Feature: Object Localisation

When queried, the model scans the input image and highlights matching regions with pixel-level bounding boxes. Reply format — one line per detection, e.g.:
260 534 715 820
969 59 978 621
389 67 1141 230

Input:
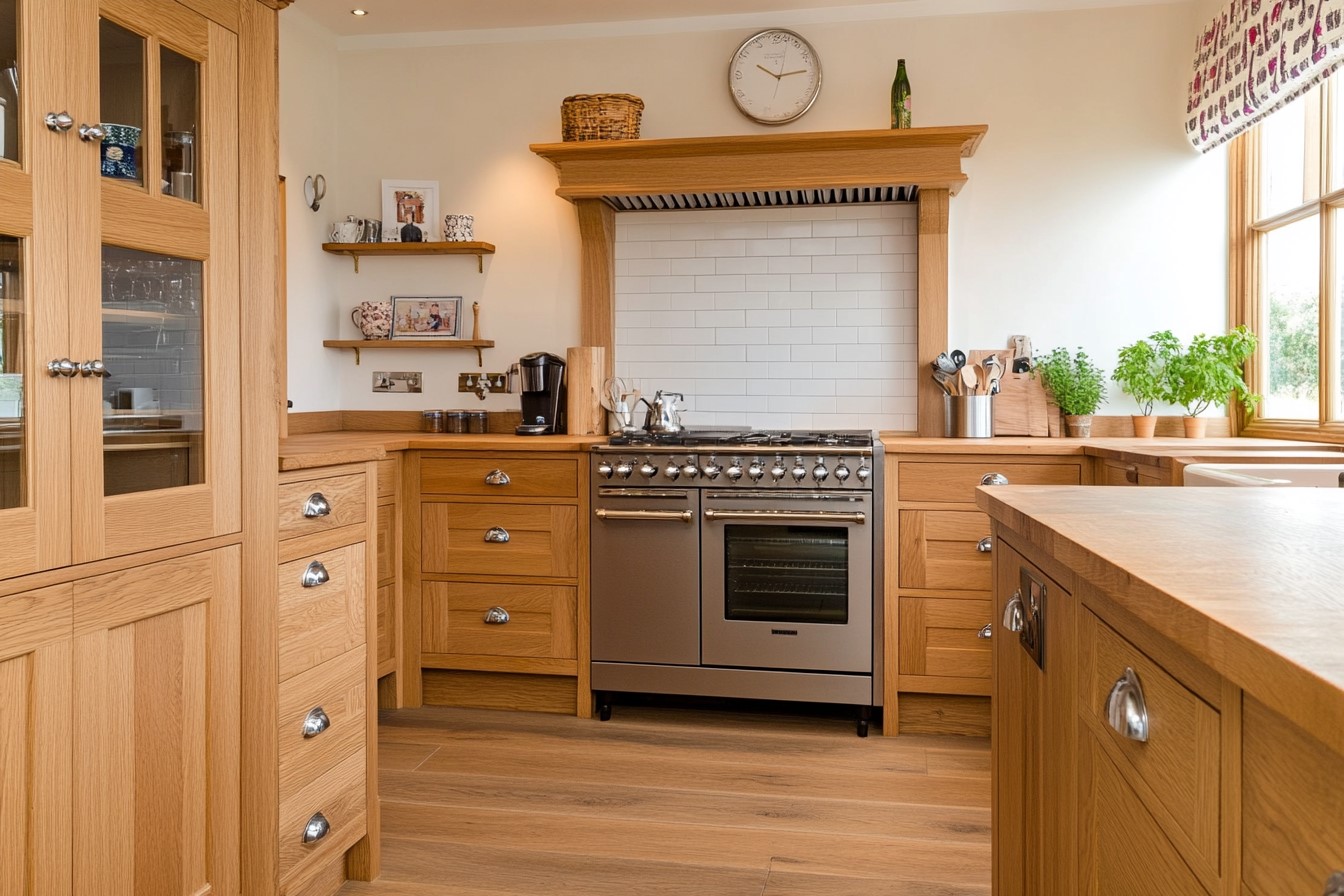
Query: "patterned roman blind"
1188 0 1344 150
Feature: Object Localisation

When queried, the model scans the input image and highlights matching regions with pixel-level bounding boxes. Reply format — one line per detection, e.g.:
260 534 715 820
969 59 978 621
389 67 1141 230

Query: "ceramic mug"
330 220 361 243
100 123 142 180
351 300 392 339
443 213 474 242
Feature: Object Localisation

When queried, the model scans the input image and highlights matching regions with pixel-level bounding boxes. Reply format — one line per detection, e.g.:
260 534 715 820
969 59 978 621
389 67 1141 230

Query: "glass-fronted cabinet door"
66 0 240 563
0 0 78 577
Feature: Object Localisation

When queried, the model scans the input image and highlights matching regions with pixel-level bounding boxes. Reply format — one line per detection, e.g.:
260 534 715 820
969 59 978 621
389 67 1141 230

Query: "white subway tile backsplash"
615 204 917 429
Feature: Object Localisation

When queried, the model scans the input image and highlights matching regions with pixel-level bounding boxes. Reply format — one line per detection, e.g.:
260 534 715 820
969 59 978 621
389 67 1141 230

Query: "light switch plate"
373 370 422 393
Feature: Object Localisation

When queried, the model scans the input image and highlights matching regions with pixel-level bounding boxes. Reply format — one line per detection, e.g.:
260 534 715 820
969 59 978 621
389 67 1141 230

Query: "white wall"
280 2 1226 420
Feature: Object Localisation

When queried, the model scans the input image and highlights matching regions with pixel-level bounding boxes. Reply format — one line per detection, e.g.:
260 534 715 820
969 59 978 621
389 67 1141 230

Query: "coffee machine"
515 352 567 435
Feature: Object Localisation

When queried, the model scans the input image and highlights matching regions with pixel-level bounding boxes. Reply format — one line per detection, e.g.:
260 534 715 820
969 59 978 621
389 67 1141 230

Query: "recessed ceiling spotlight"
351 8 367 15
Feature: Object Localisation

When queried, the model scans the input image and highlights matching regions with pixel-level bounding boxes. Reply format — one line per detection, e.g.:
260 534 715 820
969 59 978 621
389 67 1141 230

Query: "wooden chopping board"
967 349 1051 437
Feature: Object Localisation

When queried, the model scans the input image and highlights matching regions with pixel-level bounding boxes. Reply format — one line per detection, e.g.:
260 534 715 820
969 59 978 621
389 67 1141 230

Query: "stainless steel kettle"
643 390 684 434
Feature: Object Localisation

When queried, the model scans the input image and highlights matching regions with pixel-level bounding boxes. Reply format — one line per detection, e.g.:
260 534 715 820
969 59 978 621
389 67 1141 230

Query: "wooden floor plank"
341 704 991 896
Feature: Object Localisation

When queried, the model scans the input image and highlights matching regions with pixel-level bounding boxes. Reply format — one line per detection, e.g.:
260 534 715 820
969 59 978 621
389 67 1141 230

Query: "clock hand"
756 63 781 80
778 69 808 77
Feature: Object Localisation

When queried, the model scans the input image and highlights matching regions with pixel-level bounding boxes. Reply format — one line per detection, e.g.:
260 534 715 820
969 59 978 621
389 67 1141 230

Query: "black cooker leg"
597 691 612 721
856 706 871 738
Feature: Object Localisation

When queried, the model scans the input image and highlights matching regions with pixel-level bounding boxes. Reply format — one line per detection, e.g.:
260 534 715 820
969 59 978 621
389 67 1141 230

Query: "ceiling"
296 0 1182 39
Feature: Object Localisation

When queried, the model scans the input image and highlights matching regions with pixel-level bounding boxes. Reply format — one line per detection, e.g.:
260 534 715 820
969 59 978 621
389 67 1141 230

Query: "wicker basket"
561 93 644 142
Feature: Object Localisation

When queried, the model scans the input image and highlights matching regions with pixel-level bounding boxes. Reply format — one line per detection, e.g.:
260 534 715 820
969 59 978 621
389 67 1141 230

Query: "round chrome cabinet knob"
726 461 744 481
596 460 614 478
639 461 658 479
791 459 807 482
663 462 681 481
702 458 722 480
812 462 829 482
747 462 765 482
856 464 872 482
834 463 851 482
681 462 699 479
614 460 634 479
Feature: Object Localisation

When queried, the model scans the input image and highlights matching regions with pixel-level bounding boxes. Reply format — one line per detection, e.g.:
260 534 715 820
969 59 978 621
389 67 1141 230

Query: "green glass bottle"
891 59 911 129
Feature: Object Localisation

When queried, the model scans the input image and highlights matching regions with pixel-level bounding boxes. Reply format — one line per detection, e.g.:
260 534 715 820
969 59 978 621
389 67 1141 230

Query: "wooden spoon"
961 365 978 394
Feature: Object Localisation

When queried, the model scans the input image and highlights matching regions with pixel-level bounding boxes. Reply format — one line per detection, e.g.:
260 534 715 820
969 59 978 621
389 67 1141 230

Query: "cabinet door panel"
899 509 992 590
897 596 991 691
72 547 238 896
0 585 72 896
421 502 578 578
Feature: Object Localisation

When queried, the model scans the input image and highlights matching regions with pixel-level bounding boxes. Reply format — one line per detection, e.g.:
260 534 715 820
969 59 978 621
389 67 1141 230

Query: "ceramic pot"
1064 414 1093 438
1182 416 1208 438
1131 414 1157 438
351 300 392 339
443 213 474 242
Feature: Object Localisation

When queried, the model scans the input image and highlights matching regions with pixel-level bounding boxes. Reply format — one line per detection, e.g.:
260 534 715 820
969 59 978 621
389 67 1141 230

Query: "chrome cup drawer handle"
483 606 510 625
981 472 1009 486
977 536 993 553
301 561 330 588
484 469 511 486
302 492 332 518
1002 591 1025 633
302 812 330 844
1105 667 1150 743
301 706 331 739
484 526 510 544
977 624 993 639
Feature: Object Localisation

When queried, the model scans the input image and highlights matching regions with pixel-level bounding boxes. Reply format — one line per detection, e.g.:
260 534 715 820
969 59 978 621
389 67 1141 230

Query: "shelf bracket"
351 346 361 364
475 254 483 273
475 345 484 366
349 252 361 273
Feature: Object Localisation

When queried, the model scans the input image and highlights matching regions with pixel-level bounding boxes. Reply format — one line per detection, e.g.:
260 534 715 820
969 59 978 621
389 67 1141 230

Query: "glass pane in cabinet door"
0 236 24 508
0 0 18 163
99 19 145 187
160 47 198 202
101 246 203 496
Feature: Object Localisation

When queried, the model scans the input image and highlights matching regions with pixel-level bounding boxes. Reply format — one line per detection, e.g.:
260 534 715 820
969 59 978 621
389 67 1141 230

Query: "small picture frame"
391 296 462 338
381 178 439 243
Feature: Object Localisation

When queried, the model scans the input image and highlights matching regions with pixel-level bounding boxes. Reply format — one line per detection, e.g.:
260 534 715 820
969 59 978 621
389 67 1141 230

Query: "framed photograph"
391 296 462 338
381 178 439 243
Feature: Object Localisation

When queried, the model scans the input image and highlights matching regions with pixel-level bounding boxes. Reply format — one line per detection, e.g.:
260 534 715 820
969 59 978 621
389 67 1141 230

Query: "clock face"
728 29 822 125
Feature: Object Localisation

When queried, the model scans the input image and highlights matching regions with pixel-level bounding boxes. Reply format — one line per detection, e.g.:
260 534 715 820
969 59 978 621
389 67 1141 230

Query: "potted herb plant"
1113 330 1180 438
1164 325 1260 437
1032 346 1107 437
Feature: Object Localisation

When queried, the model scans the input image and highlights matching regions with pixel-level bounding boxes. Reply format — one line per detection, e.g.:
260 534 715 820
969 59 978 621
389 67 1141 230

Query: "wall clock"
728 28 822 125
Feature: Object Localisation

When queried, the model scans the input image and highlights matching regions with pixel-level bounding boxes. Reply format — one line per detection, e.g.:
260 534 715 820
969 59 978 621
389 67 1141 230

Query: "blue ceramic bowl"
100 123 141 180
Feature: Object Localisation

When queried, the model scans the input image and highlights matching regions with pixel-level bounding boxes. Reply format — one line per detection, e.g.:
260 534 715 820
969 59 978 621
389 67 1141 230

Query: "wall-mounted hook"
303 174 326 212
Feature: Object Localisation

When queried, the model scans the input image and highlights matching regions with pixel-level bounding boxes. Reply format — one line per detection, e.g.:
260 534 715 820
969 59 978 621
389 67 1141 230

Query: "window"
1233 80 1344 438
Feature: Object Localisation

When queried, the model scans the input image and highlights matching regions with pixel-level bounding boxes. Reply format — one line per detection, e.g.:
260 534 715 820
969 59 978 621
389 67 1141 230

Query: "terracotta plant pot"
1182 416 1208 438
1131 414 1157 438
1064 414 1093 438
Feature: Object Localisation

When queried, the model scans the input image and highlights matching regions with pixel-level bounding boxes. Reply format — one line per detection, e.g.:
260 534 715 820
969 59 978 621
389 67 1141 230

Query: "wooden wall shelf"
323 339 495 367
321 241 496 273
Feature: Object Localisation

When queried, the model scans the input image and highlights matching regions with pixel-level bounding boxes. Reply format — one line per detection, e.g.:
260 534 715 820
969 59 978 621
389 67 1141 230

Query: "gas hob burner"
605 428 873 449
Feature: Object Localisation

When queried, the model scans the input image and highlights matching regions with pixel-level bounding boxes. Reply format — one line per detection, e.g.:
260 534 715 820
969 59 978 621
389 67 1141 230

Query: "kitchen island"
978 485 1344 894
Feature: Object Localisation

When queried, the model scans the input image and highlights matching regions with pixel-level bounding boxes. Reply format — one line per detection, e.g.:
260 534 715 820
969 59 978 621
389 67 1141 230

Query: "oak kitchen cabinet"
0 1 280 895
405 448 591 715
886 449 1083 735
983 486 1344 896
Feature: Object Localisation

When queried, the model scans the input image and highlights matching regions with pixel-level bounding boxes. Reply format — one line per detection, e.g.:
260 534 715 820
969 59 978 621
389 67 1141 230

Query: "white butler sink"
1183 463 1344 487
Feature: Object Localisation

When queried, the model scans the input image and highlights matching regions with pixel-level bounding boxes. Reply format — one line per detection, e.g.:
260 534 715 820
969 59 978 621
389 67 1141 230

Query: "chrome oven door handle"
702 508 866 524
595 508 694 522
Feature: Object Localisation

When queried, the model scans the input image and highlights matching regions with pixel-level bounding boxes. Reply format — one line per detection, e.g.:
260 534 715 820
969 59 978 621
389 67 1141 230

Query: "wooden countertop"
278 431 605 471
977 485 1344 755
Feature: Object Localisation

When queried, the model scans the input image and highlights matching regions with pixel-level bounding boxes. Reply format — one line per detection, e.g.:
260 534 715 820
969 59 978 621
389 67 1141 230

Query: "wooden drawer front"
421 503 578 578
278 473 367 541
898 509 993 591
1078 737 1210 896
897 596 991 684
1082 611 1219 871
376 583 395 668
277 647 366 805
376 502 396 584
898 460 1081 504
1243 697 1344 894
277 748 367 883
1097 458 1165 487
420 456 578 499
277 543 366 682
422 581 577 660
375 458 398 498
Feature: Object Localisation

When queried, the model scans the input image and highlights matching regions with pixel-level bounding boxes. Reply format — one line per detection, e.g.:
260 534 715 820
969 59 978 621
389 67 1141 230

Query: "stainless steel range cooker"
589 428 883 735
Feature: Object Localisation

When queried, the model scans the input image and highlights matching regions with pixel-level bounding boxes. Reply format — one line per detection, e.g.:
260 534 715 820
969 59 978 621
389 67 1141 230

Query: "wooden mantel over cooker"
530 125 988 436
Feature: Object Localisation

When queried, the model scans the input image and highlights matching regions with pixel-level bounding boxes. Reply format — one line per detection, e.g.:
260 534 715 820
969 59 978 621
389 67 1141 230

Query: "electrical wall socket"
458 372 510 393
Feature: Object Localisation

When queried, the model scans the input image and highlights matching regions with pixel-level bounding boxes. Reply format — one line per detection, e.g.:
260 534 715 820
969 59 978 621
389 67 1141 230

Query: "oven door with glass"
700 490 873 674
